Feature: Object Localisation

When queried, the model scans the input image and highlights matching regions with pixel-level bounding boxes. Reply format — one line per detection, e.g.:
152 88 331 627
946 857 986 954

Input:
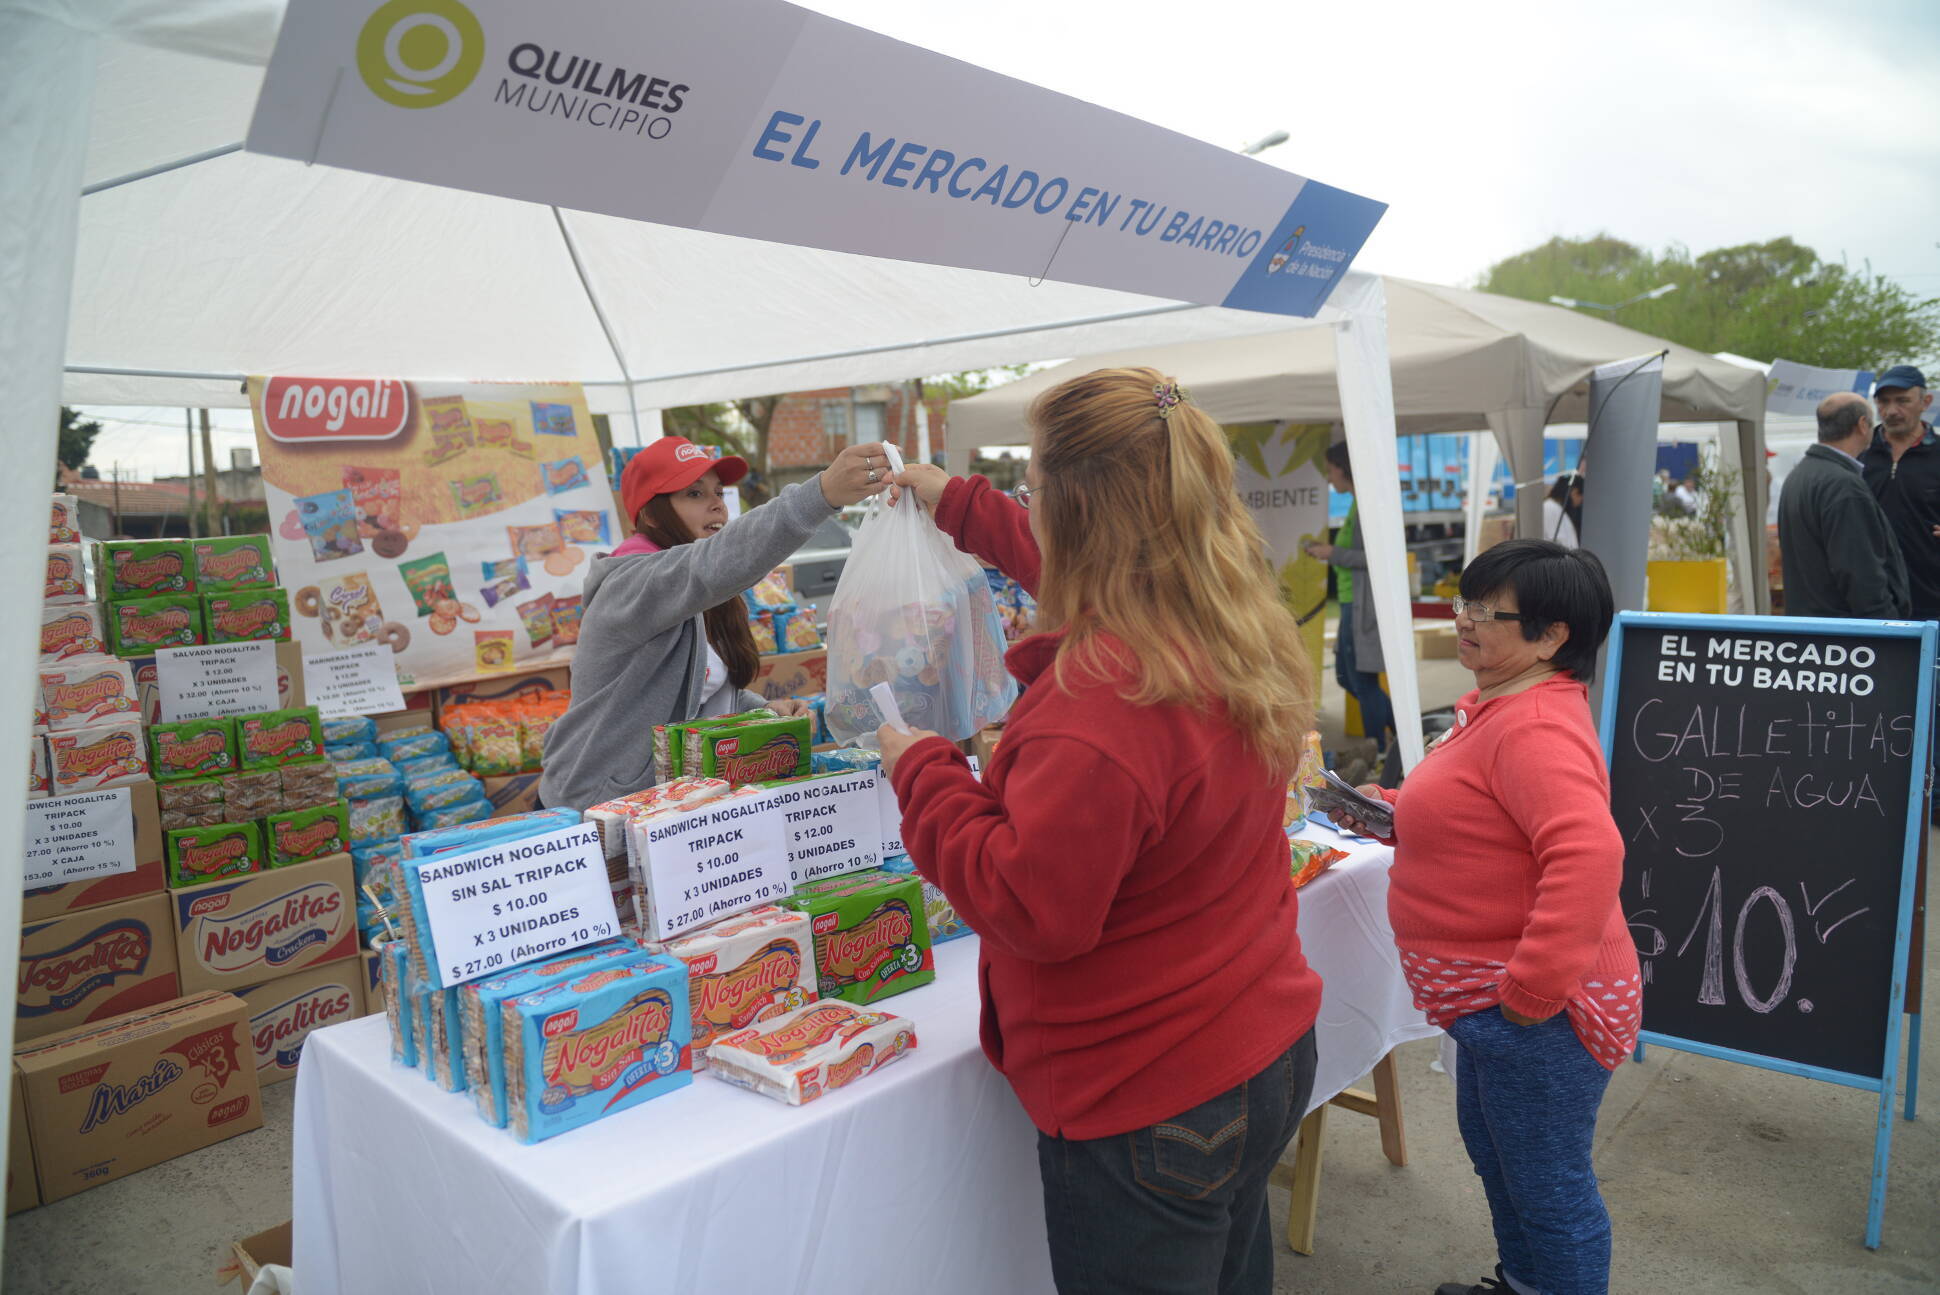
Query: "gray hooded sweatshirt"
538 475 835 812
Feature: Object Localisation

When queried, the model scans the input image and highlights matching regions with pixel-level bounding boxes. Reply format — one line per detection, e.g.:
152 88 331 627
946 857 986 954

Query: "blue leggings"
1447 1008 1614 1295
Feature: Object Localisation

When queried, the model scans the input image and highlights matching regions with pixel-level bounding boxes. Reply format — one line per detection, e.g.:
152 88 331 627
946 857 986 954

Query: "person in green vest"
1304 441 1396 757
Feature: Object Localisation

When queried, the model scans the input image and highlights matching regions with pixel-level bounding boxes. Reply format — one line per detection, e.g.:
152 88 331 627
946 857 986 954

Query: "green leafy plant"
1654 459 1741 561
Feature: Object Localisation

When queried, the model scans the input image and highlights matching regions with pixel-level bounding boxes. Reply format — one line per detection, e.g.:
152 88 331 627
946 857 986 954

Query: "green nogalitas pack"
780 870 934 1005
684 715 811 787
651 708 776 783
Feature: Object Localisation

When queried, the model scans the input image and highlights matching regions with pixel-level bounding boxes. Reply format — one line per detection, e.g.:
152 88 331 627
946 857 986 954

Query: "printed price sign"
776 771 883 885
414 823 620 987
637 785 790 942
22 788 135 888
304 643 407 720
872 756 977 860
156 641 278 722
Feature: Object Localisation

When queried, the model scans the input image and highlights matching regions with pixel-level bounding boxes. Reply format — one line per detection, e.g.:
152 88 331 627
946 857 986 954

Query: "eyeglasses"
1010 483 1042 509
1452 595 1524 623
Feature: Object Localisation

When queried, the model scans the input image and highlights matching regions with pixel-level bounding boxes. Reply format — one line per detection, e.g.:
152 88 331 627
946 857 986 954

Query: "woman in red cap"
539 436 889 811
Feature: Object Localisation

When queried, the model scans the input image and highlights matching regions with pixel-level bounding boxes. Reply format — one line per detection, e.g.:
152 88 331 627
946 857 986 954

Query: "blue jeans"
1036 1031 1317 1294
1447 1008 1614 1295
1334 604 1395 749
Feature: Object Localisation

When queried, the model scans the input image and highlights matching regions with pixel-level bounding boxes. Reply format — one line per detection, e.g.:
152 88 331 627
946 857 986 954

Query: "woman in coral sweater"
1330 538 1632 1295
881 369 1322 1295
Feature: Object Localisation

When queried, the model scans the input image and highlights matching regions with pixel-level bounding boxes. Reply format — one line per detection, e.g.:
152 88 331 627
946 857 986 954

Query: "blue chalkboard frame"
1598 610 1933 1250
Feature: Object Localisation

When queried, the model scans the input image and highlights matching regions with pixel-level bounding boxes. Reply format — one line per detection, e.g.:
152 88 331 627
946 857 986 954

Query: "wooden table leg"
1282 1105 1328 1256
1370 1050 1408 1166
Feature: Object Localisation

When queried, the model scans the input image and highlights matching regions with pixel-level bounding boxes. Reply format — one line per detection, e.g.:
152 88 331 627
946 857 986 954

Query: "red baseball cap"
620 437 748 521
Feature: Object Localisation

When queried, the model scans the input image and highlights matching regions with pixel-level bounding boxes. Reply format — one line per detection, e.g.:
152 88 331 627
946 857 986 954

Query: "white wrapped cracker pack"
707 999 916 1106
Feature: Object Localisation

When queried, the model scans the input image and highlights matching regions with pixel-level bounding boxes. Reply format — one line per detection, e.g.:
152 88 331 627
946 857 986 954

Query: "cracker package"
878 856 971 944
167 821 264 888
479 557 530 609
506 523 564 562
750 613 778 655
103 538 192 599
550 595 584 646
190 536 276 592
342 466 402 537
237 707 323 770
475 418 515 450
448 474 503 518
582 777 730 857
349 795 406 846
687 715 812 786
49 492 81 544
29 735 50 798
553 509 609 545
458 937 649 1128
158 777 224 810
280 759 341 810
308 571 384 647
660 906 816 1069
708 999 916 1107
203 589 291 644
529 401 576 437
44 544 95 604
421 396 475 464
48 719 148 792
267 802 351 866
474 630 515 674
297 489 364 562
502 953 691 1143
39 656 139 729
220 769 282 822
516 594 556 648
652 709 775 783
541 457 589 494
399 552 459 617
780 870 934 1005
150 717 238 782
39 604 106 661
380 940 418 1067
107 595 203 657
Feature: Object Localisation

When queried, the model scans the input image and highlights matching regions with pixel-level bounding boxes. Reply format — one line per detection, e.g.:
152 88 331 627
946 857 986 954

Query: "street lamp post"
1548 283 1679 313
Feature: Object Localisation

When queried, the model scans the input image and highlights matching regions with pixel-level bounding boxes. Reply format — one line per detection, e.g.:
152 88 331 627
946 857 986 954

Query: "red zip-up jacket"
891 476 1322 1139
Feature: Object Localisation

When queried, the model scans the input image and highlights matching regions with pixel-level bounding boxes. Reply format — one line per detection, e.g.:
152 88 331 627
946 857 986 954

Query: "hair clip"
1153 381 1190 420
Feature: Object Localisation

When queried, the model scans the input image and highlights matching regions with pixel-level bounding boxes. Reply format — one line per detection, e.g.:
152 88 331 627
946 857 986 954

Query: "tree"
661 399 780 503
1478 235 1940 374
57 407 102 484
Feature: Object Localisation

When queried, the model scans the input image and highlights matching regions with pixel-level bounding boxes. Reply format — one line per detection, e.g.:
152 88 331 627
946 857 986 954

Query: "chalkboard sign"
1600 612 1932 1084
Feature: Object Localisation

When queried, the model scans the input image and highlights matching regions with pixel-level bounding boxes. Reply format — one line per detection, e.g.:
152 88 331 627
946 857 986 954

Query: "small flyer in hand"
1308 769 1394 835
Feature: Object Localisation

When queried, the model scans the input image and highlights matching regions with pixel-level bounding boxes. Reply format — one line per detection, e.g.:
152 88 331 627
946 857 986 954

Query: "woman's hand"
1326 783 1391 839
888 463 952 510
821 442 895 508
1501 1006 1549 1027
877 724 942 778
767 698 810 718
1303 540 1336 562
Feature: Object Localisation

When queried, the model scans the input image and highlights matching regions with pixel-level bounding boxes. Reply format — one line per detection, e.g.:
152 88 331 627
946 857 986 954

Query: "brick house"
764 383 949 488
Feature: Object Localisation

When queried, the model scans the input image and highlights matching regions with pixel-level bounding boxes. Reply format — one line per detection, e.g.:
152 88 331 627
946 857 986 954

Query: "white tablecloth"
292 828 1428 1295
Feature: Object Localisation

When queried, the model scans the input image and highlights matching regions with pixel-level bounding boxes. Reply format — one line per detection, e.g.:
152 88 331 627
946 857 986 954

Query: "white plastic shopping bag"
825 449 1018 745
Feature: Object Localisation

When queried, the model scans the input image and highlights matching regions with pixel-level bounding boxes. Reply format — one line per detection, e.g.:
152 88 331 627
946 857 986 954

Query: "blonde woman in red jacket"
1330 538 1632 1295
881 369 1321 1295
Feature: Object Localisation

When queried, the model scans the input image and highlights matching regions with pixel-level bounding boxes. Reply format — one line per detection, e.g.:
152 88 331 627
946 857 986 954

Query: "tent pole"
550 207 646 441
81 141 243 197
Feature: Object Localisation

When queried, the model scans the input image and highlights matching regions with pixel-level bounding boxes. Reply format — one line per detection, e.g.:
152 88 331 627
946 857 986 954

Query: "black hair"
1324 441 1353 481
1459 538 1614 683
1546 472 1584 536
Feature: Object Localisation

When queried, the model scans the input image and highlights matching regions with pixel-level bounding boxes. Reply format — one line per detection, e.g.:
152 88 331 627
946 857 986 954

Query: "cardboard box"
361 949 385 1014
171 853 358 995
17 893 181 1043
1416 622 1459 660
23 858 166 924
275 638 306 710
374 693 435 735
480 772 543 818
9 1072 37 1215
238 958 366 1086
970 723 1005 768
751 649 827 703
15 991 262 1204
220 1221 292 1288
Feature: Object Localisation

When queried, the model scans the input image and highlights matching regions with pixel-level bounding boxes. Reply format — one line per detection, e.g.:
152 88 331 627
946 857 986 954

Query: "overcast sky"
78 0 1940 479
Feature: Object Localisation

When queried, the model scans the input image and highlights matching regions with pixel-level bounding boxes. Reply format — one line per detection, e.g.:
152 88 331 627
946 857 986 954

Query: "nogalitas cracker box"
266 802 350 866
49 492 80 544
687 714 811 786
658 906 816 1068
39 604 106 661
239 959 366 1086
708 999 916 1106
191 535 276 592
167 821 263 888
203 589 292 644
170 852 358 994
780 870 934 1005
237 707 323 770
48 718 148 793
44 544 96 604
503 953 692 1143
16 892 181 1043
103 539 194 598
14 991 261 1203
109 595 203 657
39 656 139 730
150 717 238 782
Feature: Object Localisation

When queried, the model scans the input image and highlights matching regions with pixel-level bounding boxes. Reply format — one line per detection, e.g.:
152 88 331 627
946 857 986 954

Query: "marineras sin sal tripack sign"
248 0 1383 318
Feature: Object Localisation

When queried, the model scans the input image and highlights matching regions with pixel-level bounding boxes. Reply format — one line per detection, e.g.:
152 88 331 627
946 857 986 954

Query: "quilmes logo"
357 0 485 109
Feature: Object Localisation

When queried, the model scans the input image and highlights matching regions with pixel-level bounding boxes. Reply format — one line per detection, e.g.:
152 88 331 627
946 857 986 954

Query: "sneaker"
1434 1265 1511 1295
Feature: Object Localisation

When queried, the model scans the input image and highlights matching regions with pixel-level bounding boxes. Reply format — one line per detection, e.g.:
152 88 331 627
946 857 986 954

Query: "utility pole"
112 463 123 536
184 409 198 539
199 409 220 536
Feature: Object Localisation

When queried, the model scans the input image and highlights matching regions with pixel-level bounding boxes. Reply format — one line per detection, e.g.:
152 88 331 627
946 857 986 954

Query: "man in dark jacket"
1860 365 1940 619
1780 391 1909 618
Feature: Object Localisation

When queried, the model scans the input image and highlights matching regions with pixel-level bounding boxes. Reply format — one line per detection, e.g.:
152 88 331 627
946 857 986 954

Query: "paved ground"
6 652 1935 1293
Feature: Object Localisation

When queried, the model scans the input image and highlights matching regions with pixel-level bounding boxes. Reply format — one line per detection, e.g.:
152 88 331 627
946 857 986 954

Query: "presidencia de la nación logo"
357 0 484 109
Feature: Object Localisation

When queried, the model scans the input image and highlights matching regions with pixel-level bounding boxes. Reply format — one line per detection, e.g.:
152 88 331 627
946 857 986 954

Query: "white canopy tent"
951 276 1773 614
2 2 1416 1221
